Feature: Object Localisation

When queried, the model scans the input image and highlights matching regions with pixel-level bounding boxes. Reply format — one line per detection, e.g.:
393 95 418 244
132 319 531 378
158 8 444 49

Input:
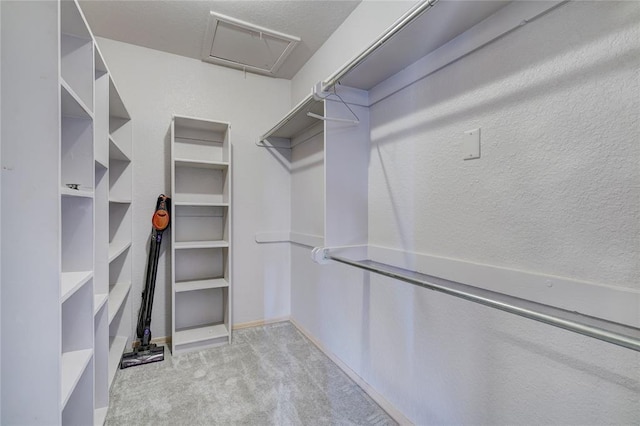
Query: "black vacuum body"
120 195 171 369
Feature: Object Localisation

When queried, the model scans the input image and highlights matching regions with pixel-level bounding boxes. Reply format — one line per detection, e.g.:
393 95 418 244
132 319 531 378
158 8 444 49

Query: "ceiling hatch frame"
202 11 301 76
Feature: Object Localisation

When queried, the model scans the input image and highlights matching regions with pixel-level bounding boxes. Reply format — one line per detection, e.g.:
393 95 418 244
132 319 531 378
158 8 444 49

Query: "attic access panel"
202 11 300 76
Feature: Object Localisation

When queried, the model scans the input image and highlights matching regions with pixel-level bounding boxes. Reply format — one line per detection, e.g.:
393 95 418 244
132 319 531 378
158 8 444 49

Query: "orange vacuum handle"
152 195 171 231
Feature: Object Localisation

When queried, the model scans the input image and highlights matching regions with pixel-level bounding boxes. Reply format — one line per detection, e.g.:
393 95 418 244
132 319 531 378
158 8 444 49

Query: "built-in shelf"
61 348 93 408
108 240 131 263
95 158 108 170
60 186 94 198
60 78 93 120
94 407 108 426
108 78 130 120
330 1 509 91
174 240 229 250
171 115 232 354
174 159 229 169
108 281 132 324
109 136 130 162
94 293 108 316
108 336 128 388
61 271 93 303
94 42 108 75
109 197 132 204
174 323 229 347
172 194 228 206
259 95 323 145
175 278 229 293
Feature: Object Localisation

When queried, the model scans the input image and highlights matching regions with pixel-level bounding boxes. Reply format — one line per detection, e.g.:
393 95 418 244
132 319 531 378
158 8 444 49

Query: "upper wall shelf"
258 1 517 149
322 0 509 92
258 95 323 148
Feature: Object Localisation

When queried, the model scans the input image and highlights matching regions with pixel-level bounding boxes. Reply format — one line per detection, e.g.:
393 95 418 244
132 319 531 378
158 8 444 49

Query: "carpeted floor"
106 322 397 425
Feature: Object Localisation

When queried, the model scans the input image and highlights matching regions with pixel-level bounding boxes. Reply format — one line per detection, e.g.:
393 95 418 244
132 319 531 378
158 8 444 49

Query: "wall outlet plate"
463 128 481 160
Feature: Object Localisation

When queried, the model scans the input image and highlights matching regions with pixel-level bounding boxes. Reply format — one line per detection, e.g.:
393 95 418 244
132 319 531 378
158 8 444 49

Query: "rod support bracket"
312 81 331 101
311 247 331 264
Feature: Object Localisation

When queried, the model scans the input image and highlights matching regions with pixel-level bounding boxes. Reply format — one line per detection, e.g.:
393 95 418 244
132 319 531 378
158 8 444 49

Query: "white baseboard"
233 316 291 330
289 318 413 426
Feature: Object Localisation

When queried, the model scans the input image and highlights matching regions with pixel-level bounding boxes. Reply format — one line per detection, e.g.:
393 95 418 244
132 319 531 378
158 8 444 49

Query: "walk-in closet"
2 0 639 424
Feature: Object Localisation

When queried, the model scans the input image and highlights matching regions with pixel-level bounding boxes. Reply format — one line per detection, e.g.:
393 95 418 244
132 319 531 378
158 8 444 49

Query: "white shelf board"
260 95 324 142
95 157 108 170
94 44 108 75
60 186 94 198
174 115 228 137
108 240 131 263
174 324 229 347
109 136 130 162
108 336 128 388
109 77 130 119
94 293 108 316
61 348 93 408
174 158 229 170
61 271 93 303
108 281 131 325
172 193 228 206
94 407 108 426
60 78 93 119
174 240 229 250
60 0 92 40
175 278 228 293
334 1 509 91
109 197 132 204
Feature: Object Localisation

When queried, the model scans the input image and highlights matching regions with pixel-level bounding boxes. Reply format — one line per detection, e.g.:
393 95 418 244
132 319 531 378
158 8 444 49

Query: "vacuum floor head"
120 344 165 369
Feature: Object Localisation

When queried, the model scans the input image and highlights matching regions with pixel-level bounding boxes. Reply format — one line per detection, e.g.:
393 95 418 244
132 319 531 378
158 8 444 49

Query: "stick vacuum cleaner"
120 194 171 369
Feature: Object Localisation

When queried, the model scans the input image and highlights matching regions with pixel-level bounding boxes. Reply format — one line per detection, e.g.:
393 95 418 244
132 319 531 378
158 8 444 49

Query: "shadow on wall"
371 28 640 143
493 328 640 394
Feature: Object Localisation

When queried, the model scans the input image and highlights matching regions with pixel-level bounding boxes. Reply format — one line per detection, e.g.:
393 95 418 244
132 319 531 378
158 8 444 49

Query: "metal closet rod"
321 0 439 92
328 254 640 352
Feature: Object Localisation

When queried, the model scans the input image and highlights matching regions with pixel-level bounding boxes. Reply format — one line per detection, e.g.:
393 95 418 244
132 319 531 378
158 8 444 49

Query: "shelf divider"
108 281 132 324
174 323 229 347
175 278 229 293
61 271 93 303
61 348 93 408
60 78 93 120
174 240 228 250
108 240 132 263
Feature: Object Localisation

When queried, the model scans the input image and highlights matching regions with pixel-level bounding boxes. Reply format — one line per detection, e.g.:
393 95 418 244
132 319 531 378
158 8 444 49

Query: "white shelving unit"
91 33 133 424
59 2 96 425
1 1 134 423
106 72 133 394
93 44 111 425
171 115 232 354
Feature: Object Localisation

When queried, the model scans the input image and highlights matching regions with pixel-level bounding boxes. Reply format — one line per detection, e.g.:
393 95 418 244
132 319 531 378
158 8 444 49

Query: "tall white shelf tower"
170 116 232 354
1 1 134 424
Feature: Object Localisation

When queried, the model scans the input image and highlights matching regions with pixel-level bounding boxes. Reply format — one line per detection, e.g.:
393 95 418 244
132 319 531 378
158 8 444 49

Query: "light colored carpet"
106 322 397 425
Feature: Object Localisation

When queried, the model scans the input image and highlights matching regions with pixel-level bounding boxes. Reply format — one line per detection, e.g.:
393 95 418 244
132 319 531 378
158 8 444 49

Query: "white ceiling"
79 0 362 79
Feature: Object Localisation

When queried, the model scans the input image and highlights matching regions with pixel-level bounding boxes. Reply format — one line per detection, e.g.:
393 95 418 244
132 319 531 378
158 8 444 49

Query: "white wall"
291 1 640 424
96 38 292 338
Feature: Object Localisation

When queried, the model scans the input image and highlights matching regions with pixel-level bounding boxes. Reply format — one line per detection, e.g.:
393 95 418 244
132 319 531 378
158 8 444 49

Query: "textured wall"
97 38 292 337
368 1 640 289
292 1 640 424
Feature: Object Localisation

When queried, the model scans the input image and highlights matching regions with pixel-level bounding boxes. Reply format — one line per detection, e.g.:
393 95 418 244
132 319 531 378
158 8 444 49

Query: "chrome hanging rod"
321 0 439 92
328 254 640 352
